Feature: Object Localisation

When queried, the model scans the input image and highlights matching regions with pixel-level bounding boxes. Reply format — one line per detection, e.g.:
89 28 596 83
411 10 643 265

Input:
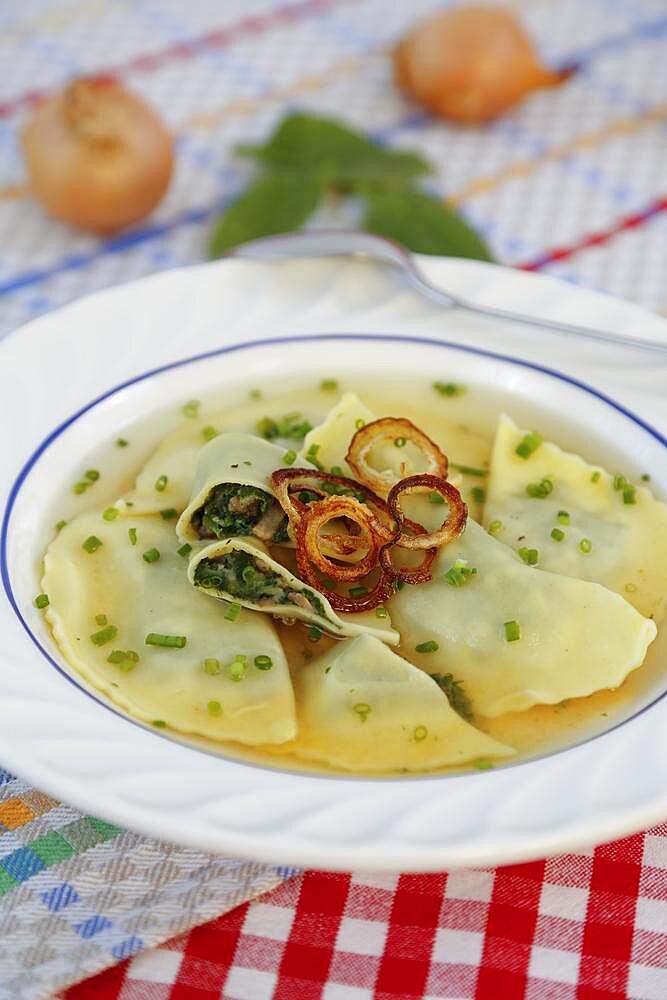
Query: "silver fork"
231 229 667 356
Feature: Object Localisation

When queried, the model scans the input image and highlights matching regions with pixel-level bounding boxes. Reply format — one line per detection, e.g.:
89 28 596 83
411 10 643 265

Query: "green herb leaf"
362 186 494 261
209 172 323 258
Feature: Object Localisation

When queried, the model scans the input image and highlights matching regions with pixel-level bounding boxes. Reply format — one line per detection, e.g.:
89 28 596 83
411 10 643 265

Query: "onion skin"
393 6 574 124
21 78 174 233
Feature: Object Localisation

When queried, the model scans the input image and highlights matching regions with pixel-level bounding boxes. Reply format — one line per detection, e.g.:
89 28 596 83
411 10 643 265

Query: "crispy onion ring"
379 517 438 585
295 497 399 612
345 418 448 496
388 474 467 551
272 468 396 540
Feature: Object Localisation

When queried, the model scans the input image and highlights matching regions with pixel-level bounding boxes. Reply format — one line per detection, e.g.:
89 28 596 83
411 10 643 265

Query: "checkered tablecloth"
1 1 666 998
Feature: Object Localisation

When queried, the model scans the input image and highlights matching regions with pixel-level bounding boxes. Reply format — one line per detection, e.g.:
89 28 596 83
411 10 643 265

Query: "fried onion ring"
272 468 396 539
345 418 448 496
388 474 467 551
379 516 438 585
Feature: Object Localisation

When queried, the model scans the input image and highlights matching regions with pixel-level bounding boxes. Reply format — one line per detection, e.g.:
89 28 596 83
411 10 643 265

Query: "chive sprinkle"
375 607 388 618
142 548 160 564
551 528 565 542
394 437 407 448
204 657 221 675
73 482 89 495
128 527 137 546
254 655 273 671
503 620 521 642
471 486 486 503
85 469 100 482
613 474 627 491
623 484 637 505
116 438 129 447
450 463 488 477
515 431 542 459
641 473 651 482
557 510 570 524
102 507 119 522
413 725 428 742
473 758 494 771
579 538 592 554
154 475 168 492
518 547 539 565
224 603 241 622
249 388 262 400
201 426 218 442
177 542 192 558
55 519 67 532
433 381 465 397
282 449 297 466
349 585 368 596
591 470 601 483
34 593 49 609
182 399 200 418
94 614 107 626
145 633 186 648
526 476 554 498
354 418 365 429
159 508 178 520
107 650 139 670
488 520 503 536
330 465 344 476
416 640 439 653
82 535 102 554
90 624 118 646
229 654 247 682
305 443 323 469
207 700 222 716
353 702 371 722
320 379 339 391
152 720 167 728
444 559 477 587
429 491 446 504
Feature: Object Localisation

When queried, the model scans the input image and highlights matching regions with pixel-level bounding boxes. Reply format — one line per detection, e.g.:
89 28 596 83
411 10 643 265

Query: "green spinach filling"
431 673 473 721
192 484 289 543
194 550 326 617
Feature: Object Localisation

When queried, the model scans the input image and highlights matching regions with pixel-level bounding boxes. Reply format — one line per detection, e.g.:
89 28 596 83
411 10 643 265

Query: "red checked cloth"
66 824 667 1000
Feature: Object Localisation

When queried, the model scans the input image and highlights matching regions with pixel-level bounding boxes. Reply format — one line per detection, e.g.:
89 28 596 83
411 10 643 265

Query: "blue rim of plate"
2 331 666 780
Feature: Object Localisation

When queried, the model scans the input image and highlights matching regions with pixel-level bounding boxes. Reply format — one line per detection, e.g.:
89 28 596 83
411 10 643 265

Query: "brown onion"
296 496 381 583
393 6 574 124
346 417 448 497
21 78 174 233
387 474 467 551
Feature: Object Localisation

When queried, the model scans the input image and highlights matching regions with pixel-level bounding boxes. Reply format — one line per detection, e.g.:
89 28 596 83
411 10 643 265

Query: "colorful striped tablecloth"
0 1 666 997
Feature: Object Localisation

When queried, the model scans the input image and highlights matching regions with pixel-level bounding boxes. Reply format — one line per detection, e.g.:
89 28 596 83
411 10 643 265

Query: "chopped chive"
450 463 488 478
518 547 539 566
145 633 186 648
207 700 222 716
152 720 167 728
90 624 118 646
249 388 262 400
471 486 486 503
413 725 428 742
394 436 407 448
82 535 102 554
557 510 570 525
102 507 119 522
126 501 134 508
429 491 446 504
551 528 565 542
154 475 168 492
204 657 221 675
304 443 323 469
443 559 477 587
330 465 344 476
224 603 241 622
34 593 49 610
159 508 178 520
73 482 89 495
354 418 365 429
244 460 252 466
526 476 554 498
488 520 503 536
320 379 339 391
624 582 637 593
85 469 100 482
623 484 637 505
254 655 273 671
375 607 388 618
94 614 107 626
613 474 627 491
308 625 323 642
256 416 278 439
591 470 601 483
201 425 218 442
228 654 247 682
473 758 494 771
116 438 129 447
178 542 192 558
282 449 297 466
353 702 371 722
128 527 137 546
107 649 139 670
142 547 160 564
503 620 521 642
182 399 200 418
55 519 67 532
641 473 651 482
515 431 542 459
349 585 368 596
579 538 592 554
416 640 439 653
433 381 465 397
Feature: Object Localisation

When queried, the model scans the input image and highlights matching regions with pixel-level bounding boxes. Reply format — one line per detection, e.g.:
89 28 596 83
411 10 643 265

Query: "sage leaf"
209 172 323 258
238 113 431 183
362 186 494 261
